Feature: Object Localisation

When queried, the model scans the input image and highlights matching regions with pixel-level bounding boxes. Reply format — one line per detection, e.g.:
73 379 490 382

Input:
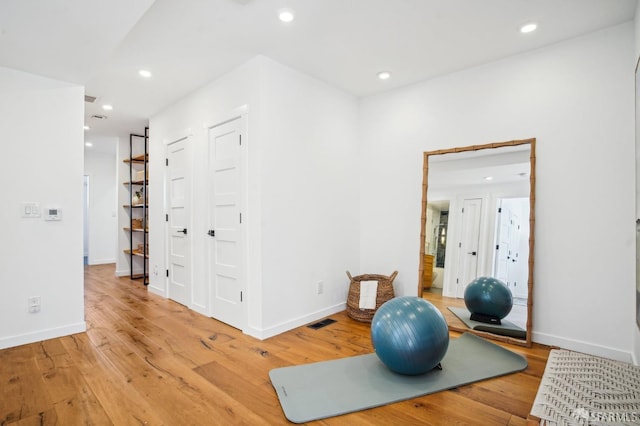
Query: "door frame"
204 107 249 331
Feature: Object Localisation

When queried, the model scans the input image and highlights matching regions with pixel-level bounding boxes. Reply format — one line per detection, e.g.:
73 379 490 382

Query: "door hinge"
165 158 169 166
239 212 242 224
498 207 502 213
239 134 242 146
240 291 243 302
166 269 169 277
461 207 464 213
458 242 461 248
496 244 499 250
165 214 169 222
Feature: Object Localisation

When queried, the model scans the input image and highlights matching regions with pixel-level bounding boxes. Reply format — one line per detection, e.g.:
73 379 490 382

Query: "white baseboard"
0 322 87 350
88 258 116 266
147 285 166 298
115 268 129 277
533 330 634 364
244 303 346 340
191 302 208 316
115 268 146 277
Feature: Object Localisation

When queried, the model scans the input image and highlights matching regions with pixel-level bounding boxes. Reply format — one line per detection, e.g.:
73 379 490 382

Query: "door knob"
467 251 477 256
207 229 215 237
177 228 187 234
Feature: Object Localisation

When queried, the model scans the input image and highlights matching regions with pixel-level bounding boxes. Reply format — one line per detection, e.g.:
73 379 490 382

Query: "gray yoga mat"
269 332 527 423
448 306 526 339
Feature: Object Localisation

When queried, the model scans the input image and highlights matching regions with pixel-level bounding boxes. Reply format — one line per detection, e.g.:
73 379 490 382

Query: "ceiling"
428 145 530 189
0 0 636 148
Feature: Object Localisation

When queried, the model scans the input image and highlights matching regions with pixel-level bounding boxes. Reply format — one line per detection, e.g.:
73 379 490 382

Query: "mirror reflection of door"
456 198 482 297
495 197 529 300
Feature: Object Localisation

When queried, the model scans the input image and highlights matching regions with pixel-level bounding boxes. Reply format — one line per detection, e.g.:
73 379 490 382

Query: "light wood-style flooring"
0 264 550 425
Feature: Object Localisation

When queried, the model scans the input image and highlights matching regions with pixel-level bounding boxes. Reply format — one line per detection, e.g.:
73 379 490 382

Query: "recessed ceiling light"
520 23 537 34
278 8 295 23
377 71 391 80
102 104 113 111
83 125 90 131
139 69 152 78
85 142 93 147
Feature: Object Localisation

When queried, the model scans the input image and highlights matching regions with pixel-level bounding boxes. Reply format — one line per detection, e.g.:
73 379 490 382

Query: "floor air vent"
307 318 337 330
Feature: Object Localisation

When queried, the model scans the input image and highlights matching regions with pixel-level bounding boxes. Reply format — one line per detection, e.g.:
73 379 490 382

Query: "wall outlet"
317 281 324 295
28 296 41 313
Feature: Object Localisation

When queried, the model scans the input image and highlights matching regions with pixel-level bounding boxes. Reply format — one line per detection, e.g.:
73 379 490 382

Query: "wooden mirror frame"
418 138 536 347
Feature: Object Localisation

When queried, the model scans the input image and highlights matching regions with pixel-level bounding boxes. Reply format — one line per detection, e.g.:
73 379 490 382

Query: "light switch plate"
22 202 40 218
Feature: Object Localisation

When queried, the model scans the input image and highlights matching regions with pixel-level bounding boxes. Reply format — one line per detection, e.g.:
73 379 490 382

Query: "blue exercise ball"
371 296 449 375
464 276 513 320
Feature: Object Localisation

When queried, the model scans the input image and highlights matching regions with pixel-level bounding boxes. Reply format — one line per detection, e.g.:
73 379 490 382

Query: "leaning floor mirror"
418 138 535 347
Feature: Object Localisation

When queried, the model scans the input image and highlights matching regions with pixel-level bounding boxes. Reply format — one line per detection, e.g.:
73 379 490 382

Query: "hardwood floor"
0 264 550 425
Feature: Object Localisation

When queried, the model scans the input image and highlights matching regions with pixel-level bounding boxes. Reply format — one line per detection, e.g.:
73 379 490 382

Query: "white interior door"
456 198 482 297
167 137 191 306
208 117 245 330
495 198 529 299
495 202 512 285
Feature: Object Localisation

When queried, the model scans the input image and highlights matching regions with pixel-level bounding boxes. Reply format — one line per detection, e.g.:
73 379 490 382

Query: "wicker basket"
346 270 398 322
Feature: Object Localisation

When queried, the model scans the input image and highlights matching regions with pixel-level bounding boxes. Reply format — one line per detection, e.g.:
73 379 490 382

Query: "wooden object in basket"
346 270 398 322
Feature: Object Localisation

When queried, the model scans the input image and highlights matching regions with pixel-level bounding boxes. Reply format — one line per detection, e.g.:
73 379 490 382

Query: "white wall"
633 2 640 365
149 56 359 338
359 23 635 361
84 141 117 265
115 137 130 276
258 57 360 333
0 67 86 349
149 57 261 317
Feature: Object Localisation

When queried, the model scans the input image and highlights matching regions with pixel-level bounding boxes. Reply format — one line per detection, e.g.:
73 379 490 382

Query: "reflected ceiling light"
85 142 93 147
377 71 391 80
83 125 90 130
102 104 113 111
278 8 295 23
484 176 494 181
139 69 152 78
520 23 537 34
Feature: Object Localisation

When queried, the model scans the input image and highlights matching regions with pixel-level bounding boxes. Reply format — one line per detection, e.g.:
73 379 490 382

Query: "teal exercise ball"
464 276 513 320
370 296 449 375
